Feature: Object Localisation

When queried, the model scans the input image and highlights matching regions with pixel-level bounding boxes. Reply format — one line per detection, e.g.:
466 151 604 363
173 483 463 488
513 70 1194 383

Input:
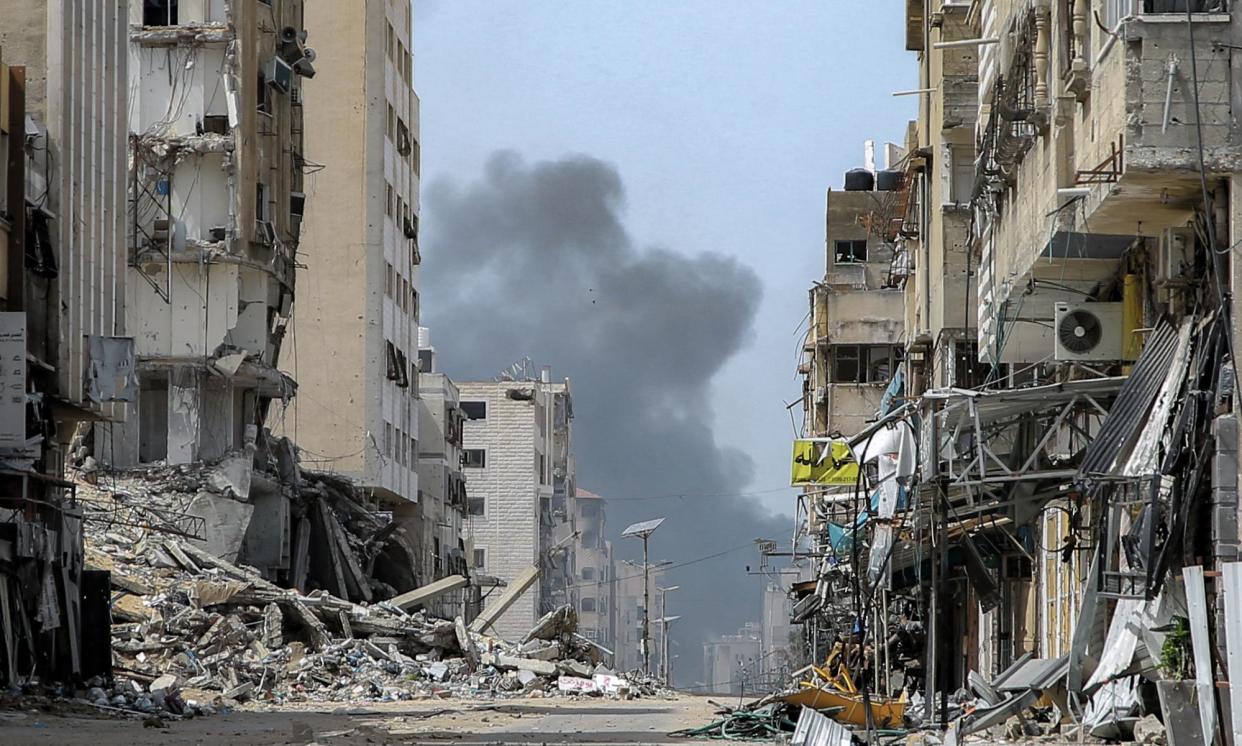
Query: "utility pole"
622 518 666 677
656 585 680 683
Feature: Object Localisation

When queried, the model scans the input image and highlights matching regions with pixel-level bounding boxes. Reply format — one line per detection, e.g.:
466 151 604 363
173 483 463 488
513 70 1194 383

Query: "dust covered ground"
0 694 719 745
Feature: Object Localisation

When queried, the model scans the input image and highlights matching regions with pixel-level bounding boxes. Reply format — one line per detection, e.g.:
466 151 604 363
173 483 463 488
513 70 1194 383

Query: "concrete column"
167 367 201 465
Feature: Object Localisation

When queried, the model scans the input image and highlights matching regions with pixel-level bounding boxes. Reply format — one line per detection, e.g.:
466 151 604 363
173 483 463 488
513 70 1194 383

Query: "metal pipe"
932 37 1000 49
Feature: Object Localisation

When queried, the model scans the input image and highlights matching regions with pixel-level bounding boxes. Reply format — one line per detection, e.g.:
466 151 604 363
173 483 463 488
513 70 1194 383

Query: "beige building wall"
279 0 421 503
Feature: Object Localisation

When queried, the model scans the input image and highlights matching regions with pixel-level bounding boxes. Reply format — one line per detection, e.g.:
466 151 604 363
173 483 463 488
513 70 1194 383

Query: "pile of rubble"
71 469 667 719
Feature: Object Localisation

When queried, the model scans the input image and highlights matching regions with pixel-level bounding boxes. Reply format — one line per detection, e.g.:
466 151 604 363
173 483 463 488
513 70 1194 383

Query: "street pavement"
0 695 721 745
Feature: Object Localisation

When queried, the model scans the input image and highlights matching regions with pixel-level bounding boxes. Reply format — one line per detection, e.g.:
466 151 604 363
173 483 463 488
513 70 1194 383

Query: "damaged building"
102 0 310 466
0 0 133 688
782 0 1242 742
274 0 422 513
459 367 578 642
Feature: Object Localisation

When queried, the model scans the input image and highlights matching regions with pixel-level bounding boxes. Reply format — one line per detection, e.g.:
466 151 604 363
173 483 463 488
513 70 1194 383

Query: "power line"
601 486 794 502
563 542 755 591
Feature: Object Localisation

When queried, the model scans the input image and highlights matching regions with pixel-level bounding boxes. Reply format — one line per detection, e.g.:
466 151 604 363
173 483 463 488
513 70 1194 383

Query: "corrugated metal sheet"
1078 318 1180 477
791 705 853 746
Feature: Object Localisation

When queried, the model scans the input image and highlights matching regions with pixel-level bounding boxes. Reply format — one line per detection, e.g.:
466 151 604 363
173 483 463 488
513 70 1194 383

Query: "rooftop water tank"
876 170 904 192
844 169 875 191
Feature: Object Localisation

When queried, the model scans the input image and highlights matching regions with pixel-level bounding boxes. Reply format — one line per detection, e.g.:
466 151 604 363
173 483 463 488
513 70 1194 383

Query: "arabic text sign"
790 439 859 486
0 313 25 448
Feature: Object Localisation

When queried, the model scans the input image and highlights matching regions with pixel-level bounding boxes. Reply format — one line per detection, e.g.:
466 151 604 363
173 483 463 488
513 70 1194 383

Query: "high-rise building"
277 0 421 507
103 0 311 466
459 369 575 641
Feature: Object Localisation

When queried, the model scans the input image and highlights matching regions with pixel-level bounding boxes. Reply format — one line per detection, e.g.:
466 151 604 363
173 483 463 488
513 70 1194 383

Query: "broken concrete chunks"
149 673 181 696
557 659 593 679
190 579 248 608
285 598 331 651
519 640 562 661
454 616 478 672
263 603 283 648
221 681 254 702
489 655 557 677
522 604 578 644
184 491 256 564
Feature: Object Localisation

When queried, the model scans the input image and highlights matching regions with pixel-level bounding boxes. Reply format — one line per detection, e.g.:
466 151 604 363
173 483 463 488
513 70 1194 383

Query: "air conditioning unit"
1054 302 1124 362
265 57 293 94
1158 226 1193 280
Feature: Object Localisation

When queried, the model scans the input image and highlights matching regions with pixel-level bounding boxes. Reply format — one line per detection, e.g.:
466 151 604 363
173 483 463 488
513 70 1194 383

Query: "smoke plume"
422 151 791 685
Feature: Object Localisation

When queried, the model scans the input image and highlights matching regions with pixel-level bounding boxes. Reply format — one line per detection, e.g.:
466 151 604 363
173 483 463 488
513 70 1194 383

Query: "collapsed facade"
787 0 1242 741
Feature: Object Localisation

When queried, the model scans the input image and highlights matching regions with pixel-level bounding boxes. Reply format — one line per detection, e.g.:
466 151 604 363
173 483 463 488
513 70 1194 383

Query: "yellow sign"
791 439 859 486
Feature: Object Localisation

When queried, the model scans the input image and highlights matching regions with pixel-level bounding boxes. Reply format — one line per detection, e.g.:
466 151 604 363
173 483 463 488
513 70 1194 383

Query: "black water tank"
844 169 875 191
876 170 904 192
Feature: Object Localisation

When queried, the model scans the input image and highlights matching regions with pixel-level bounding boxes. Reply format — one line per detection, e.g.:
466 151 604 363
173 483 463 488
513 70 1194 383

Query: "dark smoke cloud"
422 151 791 685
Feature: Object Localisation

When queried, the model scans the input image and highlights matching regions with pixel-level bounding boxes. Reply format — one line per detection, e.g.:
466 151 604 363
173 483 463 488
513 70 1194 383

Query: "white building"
415 327 468 617
459 369 575 641
103 0 311 465
274 0 421 506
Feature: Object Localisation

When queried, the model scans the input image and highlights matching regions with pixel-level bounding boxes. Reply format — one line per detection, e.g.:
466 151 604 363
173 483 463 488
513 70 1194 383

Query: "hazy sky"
411 2 916 682
413 1 915 516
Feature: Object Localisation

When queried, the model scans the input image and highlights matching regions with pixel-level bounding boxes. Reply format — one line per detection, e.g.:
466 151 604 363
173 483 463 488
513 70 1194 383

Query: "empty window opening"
835 239 868 263
460 401 486 420
832 345 899 384
463 449 486 468
143 0 178 25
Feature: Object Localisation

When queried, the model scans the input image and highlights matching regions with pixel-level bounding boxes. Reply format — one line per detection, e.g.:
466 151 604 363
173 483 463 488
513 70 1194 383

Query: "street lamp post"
622 518 665 677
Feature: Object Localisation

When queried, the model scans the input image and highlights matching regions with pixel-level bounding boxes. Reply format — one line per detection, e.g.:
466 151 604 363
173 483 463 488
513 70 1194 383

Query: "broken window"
953 340 991 389
418 349 433 373
384 422 393 456
949 146 975 205
143 0 177 26
832 345 861 383
472 547 486 567
463 449 486 468
468 494 485 517
386 341 409 387
460 401 487 420
256 182 270 223
387 103 395 141
832 345 899 384
834 239 868 264
397 119 412 157
257 71 272 115
385 263 394 297
386 183 393 216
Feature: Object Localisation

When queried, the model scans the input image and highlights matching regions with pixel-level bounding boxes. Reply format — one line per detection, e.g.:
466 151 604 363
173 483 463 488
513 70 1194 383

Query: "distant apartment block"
415 327 469 617
460 368 575 641
574 489 614 650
